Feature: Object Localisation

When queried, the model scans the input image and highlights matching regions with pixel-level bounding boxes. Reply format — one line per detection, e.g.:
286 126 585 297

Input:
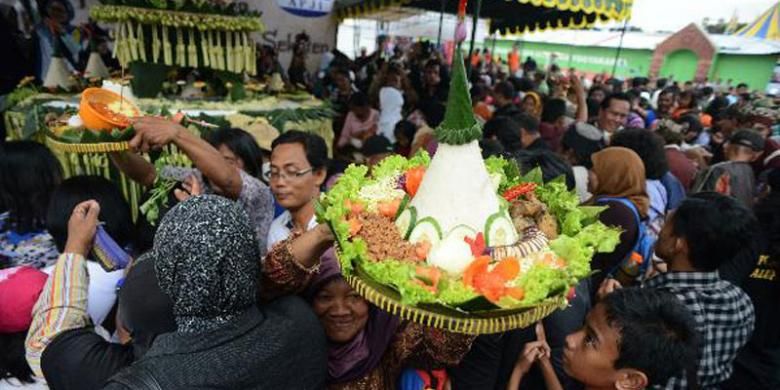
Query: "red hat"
0 266 48 333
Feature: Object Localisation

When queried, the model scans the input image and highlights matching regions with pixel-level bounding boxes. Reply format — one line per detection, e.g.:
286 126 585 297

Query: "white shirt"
378 86 403 143
43 261 123 328
266 211 318 251
572 166 592 203
0 377 48 390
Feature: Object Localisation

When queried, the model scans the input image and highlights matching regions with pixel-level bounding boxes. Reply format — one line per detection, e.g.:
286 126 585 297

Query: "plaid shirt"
644 271 755 389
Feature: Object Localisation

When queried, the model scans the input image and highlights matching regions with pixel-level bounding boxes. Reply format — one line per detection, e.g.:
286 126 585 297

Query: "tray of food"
317 50 620 334
46 87 139 153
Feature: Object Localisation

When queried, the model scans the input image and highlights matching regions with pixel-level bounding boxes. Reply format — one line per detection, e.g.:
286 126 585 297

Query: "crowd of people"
2 5 780 388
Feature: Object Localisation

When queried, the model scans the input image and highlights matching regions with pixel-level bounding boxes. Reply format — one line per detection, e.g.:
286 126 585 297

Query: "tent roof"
735 2 780 41
334 0 632 34
510 28 780 55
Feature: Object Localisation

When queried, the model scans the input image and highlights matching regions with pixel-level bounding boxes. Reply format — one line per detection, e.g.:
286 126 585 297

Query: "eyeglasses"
269 167 314 182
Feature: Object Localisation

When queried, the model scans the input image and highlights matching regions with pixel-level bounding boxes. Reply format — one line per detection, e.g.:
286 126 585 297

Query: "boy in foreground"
509 288 698 390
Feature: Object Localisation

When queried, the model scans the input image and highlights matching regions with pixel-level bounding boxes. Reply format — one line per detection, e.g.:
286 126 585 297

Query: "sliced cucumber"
408 216 443 245
395 195 410 220
446 224 478 244
485 211 519 247
395 206 417 240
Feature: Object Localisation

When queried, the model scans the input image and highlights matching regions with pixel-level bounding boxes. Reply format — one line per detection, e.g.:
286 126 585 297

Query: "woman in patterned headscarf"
102 195 327 389
262 223 474 389
30 196 328 389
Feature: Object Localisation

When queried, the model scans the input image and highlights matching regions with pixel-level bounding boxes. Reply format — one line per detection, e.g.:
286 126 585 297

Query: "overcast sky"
628 0 776 32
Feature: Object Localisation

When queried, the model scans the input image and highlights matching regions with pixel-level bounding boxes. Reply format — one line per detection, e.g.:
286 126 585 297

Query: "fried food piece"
511 216 536 233
536 212 559 240
510 198 544 219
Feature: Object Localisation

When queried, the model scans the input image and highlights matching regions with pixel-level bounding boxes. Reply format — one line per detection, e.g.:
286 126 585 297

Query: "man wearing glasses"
266 131 330 251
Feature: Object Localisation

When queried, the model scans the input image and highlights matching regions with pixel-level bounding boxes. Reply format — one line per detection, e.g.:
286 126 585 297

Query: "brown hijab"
590 146 650 217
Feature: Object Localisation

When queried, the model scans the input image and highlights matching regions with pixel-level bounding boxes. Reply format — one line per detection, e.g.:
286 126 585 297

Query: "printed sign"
276 0 334 18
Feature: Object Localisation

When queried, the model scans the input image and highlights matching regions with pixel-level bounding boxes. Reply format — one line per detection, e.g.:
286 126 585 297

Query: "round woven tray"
344 263 568 335
46 136 130 153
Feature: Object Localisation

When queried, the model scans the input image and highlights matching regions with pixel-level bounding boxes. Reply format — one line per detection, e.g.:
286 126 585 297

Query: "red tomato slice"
506 287 525 300
473 272 505 303
492 257 520 281
405 167 425 197
463 256 491 288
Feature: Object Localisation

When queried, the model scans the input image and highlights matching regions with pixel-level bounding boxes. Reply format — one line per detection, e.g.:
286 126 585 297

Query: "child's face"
563 304 623 388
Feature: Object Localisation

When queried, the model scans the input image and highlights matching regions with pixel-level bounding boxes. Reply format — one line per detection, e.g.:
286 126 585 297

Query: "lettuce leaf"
521 166 544 185
360 259 437 305
371 155 411 180
485 155 522 193
370 150 431 180
339 237 369 274
534 177 607 237
549 222 621 279
438 277 479 305
316 164 370 274
407 149 431 169
516 265 569 305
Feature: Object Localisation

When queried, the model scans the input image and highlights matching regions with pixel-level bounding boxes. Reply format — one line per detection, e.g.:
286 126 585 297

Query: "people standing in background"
560 124 605 202
416 59 448 105
520 91 543 121
611 129 685 237
336 92 379 157
471 85 493 122
507 44 520 76
593 93 631 140
587 147 649 290
393 120 416 158
657 122 699 191
256 45 286 82
470 49 481 69
376 64 412 143
288 32 312 90
693 129 765 208
34 0 82 81
651 78 668 108
0 141 63 270
492 81 521 119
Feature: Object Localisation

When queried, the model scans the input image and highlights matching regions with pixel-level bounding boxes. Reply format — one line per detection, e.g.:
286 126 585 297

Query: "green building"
489 23 780 90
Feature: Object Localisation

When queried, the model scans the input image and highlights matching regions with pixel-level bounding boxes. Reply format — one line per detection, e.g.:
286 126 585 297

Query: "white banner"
275 0 334 18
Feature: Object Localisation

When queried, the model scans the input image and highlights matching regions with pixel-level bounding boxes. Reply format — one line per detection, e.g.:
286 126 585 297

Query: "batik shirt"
0 212 59 269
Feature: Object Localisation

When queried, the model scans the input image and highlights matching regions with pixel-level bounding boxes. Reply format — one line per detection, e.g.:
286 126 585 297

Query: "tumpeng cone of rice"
318 30 621 336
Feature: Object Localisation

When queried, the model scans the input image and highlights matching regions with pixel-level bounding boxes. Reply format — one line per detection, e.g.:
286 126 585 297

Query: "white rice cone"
84 52 110 79
43 57 75 89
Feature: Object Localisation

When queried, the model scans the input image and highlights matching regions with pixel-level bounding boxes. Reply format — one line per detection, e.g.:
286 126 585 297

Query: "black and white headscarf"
151 195 259 333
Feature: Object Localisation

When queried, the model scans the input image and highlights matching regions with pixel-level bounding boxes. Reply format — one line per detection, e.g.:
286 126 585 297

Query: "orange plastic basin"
79 87 140 131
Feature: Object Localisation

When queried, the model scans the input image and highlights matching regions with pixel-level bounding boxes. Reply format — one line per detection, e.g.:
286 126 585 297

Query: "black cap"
729 129 765 151
361 135 394 157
